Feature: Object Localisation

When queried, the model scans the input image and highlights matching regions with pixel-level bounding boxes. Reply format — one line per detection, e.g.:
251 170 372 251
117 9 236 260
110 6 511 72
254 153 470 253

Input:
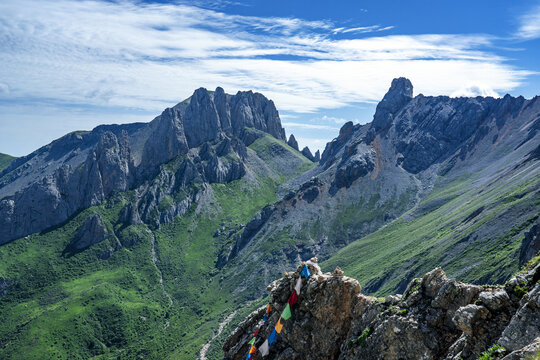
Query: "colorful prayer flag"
275 318 283 333
249 345 257 354
248 337 255 345
301 264 310 278
263 314 267 321
288 290 298 307
259 340 270 356
245 354 251 360
253 328 260 337
266 304 272 313
295 277 302 295
268 329 277 345
281 303 292 320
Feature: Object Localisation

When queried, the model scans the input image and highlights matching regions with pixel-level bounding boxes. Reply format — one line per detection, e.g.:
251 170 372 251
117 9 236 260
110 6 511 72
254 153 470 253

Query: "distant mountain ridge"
217 77 540 297
0 87 318 245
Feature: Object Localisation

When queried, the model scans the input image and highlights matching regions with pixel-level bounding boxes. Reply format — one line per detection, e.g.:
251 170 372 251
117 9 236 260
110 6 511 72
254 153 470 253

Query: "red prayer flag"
253 328 259 337
288 289 298 307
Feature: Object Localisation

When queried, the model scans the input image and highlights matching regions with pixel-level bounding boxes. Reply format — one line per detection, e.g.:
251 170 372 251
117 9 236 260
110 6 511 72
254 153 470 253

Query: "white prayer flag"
259 339 270 356
294 277 302 295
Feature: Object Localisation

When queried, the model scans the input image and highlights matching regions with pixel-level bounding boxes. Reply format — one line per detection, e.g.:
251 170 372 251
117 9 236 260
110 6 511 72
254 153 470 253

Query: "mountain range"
0 78 538 360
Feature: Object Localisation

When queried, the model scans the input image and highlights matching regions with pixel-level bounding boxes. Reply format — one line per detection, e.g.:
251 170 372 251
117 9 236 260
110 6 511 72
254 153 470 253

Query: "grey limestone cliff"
0 87 288 245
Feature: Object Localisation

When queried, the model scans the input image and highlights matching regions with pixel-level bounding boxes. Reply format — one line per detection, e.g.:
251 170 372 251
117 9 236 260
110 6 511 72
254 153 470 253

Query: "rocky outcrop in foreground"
224 260 540 360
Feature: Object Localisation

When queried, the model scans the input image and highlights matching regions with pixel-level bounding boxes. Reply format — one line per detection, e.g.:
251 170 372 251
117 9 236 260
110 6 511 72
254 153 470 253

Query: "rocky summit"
224 259 540 360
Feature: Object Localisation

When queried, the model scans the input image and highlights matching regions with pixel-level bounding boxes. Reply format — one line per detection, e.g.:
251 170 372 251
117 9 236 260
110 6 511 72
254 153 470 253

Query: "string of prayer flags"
244 261 315 358
288 290 298 307
301 264 311 279
281 303 292 320
244 302 272 358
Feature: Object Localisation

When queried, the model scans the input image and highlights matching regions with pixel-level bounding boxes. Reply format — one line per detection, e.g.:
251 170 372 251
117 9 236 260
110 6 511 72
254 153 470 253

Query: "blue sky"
1 0 539 156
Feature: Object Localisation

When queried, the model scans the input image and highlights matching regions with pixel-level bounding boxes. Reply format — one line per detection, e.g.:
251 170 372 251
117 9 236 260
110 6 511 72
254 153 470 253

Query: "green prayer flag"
281 303 291 320
248 337 256 345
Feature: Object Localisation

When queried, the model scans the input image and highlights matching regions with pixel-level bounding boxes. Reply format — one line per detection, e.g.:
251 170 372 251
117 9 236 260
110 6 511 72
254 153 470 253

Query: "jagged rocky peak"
287 134 299 151
172 86 286 146
372 77 413 132
301 146 316 162
224 261 540 360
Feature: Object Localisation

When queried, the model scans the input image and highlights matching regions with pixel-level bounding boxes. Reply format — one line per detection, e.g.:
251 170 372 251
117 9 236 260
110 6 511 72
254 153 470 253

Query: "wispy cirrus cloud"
0 0 530 114
334 25 394 34
516 3 540 40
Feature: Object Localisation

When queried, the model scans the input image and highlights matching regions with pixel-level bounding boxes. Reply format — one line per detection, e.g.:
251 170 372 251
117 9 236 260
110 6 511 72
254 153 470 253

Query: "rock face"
0 87 287 245
520 222 540 266
287 135 299 151
372 77 413 132
301 147 316 162
224 263 540 360
65 213 110 252
0 130 134 244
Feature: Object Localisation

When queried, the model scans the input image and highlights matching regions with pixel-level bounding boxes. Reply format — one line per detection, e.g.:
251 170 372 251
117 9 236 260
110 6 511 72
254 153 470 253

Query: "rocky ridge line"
223 259 540 360
0 87 309 245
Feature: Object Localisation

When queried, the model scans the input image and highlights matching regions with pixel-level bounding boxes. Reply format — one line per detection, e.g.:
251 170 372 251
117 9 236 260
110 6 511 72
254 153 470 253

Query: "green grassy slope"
323 167 540 296
0 153 16 172
0 137 313 359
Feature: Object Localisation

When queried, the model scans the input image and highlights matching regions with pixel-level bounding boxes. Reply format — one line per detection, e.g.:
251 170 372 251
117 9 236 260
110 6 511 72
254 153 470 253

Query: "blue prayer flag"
301 264 310 278
263 314 267 321
268 329 277 345
246 354 251 360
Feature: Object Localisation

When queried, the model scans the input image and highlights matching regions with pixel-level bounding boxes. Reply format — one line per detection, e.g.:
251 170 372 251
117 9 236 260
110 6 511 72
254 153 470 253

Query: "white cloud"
321 115 353 125
451 84 499 98
516 4 540 39
0 0 532 117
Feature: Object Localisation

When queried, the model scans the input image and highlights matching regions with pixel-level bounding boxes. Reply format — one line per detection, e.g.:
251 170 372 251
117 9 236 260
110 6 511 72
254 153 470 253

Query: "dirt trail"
199 308 241 360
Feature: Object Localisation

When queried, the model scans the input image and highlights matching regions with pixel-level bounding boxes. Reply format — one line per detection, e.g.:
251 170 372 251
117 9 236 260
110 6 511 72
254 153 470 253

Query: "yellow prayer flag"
275 317 283 333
